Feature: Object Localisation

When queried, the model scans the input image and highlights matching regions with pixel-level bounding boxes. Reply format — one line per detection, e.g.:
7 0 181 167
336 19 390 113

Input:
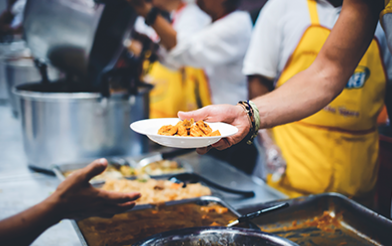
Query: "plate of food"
130 118 238 148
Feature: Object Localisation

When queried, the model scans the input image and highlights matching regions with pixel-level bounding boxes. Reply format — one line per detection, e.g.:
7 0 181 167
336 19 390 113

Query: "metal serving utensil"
169 172 255 197
227 202 290 227
137 149 196 167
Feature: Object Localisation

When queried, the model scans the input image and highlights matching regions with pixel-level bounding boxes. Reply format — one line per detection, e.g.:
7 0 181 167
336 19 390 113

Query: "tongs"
227 202 289 227
169 172 255 197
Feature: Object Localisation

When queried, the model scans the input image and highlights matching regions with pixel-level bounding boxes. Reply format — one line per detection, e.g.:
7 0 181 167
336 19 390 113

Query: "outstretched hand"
49 158 141 220
0 159 141 246
178 104 251 154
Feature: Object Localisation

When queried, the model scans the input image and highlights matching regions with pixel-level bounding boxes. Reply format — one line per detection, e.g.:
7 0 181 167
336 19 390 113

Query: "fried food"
208 130 221 136
158 118 221 137
102 179 211 205
190 124 206 137
196 120 212 135
158 125 178 136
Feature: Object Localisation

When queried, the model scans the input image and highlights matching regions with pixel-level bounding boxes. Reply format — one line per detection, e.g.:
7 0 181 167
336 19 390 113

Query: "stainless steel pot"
0 41 25 102
14 81 151 169
135 227 299 246
5 57 61 117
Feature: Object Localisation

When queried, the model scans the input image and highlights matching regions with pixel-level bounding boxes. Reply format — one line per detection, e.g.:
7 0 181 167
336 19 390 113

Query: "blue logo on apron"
346 66 370 89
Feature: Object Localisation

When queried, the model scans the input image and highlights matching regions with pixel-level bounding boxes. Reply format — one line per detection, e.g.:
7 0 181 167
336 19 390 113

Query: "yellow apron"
143 3 212 119
268 0 386 199
145 61 212 118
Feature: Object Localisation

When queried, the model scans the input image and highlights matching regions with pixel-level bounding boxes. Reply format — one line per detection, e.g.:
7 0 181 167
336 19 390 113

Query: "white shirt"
134 4 211 43
162 11 253 105
243 0 392 81
11 0 26 28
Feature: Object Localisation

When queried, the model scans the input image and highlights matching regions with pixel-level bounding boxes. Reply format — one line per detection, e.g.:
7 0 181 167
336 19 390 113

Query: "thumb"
81 158 108 182
178 107 209 121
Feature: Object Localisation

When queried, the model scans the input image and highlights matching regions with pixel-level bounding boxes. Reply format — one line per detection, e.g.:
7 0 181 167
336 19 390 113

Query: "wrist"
42 193 66 223
235 104 251 131
237 100 260 145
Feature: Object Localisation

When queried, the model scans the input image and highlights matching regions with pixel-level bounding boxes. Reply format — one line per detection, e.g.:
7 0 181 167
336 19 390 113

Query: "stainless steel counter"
0 103 286 245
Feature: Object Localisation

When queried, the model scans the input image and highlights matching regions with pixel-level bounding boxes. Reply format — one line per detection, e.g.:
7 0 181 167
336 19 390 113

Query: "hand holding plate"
178 104 251 154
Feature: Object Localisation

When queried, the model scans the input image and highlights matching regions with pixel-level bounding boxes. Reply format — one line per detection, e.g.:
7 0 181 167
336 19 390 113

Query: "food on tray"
63 165 135 181
141 160 185 175
101 178 211 205
158 118 221 137
62 160 186 180
77 202 237 246
261 210 342 234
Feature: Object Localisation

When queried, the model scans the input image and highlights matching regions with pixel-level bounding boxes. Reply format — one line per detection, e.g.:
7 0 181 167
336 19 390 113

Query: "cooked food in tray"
62 160 186 180
77 202 237 246
102 179 211 205
63 165 133 181
140 159 185 176
158 118 221 137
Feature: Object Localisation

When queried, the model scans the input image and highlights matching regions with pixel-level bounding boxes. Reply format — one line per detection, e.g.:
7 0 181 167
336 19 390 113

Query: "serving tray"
52 156 193 185
237 193 392 246
71 196 255 246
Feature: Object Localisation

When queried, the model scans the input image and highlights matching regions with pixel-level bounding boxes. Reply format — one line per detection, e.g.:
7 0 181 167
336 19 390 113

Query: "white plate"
130 118 238 148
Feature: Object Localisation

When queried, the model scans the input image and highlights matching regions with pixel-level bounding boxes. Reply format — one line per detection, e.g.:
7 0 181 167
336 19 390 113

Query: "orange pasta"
158 119 221 137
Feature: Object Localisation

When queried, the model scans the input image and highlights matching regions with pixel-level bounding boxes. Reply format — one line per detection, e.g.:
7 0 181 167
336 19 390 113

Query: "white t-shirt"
134 4 211 43
11 0 26 28
243 0 392 81
161 11 253 105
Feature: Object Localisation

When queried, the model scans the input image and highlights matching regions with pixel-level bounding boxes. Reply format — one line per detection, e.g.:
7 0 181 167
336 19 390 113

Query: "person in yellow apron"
177 0 391 153
132 0 212 118
244 0 389 204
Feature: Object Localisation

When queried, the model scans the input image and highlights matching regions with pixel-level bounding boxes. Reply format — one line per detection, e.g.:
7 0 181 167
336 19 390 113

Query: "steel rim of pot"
12 88 101 101
136 226 299 246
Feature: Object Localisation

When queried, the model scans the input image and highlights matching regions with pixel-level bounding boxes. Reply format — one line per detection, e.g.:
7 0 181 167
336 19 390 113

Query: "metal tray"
71 196 256 246
52 156 193 184
237 193 392 246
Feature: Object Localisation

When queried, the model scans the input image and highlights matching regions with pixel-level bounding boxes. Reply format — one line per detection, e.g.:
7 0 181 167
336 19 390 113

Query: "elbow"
314 63 351 105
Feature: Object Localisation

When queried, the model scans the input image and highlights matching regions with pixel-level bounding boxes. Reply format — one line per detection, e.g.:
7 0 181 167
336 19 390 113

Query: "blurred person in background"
0 0 25 37
127 0 252 106
178 0 392 206
128 0 258 174
242 0 391 206
0 159 141 246
129 0 212 118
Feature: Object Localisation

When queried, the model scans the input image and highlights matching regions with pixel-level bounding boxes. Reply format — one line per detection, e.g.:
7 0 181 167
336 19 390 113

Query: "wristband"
145 7 160 26
249 100 260 135
238 100 259 145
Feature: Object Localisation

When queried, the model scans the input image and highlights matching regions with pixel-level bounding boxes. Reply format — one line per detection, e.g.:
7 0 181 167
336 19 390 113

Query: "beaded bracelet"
238 100 260 145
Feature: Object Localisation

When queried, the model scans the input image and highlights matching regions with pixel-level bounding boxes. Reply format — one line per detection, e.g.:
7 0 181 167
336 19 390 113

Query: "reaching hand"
178 104 251 154
49 159 141 220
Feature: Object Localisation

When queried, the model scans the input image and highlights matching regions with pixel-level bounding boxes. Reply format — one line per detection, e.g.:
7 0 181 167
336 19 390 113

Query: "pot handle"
34 59 50 84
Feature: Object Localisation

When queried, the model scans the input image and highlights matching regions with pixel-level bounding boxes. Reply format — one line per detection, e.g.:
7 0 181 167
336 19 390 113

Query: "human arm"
253 0 384 128
248 75 274 100
0 159 141 246
179 0 385 152
128 1 177 50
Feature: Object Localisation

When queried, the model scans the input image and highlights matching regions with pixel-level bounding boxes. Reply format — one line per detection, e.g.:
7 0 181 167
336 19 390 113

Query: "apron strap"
307 0 320 25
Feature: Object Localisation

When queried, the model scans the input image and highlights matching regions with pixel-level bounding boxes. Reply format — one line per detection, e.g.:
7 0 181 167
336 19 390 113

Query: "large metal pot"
4 53 62 117
0 40 25 102
14 81 151 170
135 227 299 246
